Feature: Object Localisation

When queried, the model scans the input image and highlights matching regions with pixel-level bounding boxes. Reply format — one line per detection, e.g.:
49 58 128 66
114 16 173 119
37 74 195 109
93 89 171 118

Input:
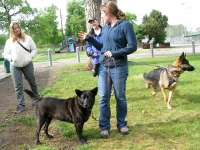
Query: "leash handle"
103 56 118 94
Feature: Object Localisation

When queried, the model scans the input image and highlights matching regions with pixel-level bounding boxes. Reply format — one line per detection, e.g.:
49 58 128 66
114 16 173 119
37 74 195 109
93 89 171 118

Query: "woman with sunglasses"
79 1 137 138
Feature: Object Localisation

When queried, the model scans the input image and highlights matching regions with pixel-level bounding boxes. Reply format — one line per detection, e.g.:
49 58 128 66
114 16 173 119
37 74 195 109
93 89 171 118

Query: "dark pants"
10 62 40 108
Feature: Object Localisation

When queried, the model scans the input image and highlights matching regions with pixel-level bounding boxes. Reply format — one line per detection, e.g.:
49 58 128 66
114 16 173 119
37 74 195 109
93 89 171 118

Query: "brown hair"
9 22 25 42
100 1 126 20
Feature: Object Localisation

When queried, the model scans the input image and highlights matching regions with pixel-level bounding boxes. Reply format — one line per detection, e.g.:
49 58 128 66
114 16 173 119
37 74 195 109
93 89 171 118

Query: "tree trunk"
84 0 102 33
102 0 117 3
84 0 102 71
83 0 117 70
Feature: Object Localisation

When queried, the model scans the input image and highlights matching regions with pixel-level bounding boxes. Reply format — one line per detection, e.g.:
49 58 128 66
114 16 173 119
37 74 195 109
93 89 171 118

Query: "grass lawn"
1 46 199 149
31 53 200 150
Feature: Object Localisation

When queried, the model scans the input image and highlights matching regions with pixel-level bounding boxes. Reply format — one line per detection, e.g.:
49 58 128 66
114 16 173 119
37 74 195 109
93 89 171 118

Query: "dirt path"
0 61 80 150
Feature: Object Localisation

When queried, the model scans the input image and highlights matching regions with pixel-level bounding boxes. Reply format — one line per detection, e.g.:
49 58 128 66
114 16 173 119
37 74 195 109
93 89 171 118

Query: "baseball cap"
88 18 97 23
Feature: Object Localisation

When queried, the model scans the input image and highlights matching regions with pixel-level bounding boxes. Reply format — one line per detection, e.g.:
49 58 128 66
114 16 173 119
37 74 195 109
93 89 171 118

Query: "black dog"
143 52 195 110
24 87 98 144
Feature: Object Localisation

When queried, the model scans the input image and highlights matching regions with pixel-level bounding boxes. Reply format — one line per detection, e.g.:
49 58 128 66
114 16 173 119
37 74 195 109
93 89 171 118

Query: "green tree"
141 9 168 43
126 12 137 25
65 0 86 38
0 0 36 32
26 5 59 45
0 34 8 45
125 12 143 42
135 25 145 43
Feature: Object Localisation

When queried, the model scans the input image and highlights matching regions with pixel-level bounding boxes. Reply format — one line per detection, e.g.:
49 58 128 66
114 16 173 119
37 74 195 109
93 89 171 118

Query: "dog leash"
91 112 99 121
91 57 118 122
103 56 118 90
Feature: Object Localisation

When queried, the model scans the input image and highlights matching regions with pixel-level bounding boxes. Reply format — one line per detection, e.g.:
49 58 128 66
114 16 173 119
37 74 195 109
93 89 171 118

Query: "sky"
28 0 199 31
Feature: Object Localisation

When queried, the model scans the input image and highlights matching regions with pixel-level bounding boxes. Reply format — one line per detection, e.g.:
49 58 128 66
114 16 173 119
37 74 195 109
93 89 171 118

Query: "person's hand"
78 31 87 41
93 53 97 56
104 51 112 57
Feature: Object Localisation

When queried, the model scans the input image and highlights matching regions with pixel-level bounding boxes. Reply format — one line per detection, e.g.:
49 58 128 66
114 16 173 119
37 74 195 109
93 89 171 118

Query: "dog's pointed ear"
180 52 185 60
75 89 83 97
92 87 98 95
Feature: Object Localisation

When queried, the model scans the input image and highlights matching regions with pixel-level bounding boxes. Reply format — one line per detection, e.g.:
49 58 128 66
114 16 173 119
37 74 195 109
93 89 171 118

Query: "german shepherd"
143 52 195 110
24 87 98 144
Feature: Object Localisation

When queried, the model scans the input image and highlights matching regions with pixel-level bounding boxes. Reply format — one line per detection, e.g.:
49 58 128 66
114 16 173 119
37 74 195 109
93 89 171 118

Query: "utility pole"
60 9 65 40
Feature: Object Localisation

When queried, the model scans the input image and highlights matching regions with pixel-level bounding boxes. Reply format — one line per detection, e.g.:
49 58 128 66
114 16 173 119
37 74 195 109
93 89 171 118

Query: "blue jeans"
98 64 128 131
10 62 40 108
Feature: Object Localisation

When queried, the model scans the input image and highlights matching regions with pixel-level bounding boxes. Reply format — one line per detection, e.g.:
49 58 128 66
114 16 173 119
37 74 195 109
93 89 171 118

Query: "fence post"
48 49 52 66
192 40 195 54
150 42 154 58
76 47 80 63
149 38 155 58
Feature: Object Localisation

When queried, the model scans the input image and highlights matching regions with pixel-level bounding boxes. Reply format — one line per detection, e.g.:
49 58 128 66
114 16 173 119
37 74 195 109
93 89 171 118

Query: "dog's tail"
143 72 148 80
24 89 39 106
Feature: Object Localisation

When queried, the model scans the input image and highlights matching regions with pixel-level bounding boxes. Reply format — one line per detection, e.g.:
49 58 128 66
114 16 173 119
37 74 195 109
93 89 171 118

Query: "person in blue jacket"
79 1 137 138
86 18 102 77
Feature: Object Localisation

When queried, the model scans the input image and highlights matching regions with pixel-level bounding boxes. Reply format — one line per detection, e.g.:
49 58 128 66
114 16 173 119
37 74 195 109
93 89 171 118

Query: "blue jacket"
85 20 137 67
86 29 102 65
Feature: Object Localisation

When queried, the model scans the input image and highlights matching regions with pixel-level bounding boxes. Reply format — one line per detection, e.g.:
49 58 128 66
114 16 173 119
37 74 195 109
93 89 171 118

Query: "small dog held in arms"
143 52 195 110
24 87 98 144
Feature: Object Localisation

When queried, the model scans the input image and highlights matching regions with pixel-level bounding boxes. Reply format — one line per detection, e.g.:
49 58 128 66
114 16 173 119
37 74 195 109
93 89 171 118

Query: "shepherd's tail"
143 72 148 80
24 89 38 105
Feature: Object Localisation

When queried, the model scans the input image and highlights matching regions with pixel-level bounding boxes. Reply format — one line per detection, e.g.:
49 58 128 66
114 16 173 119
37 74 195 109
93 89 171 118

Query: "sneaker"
14 107 26 114
120 127 129 135
100 130 109 138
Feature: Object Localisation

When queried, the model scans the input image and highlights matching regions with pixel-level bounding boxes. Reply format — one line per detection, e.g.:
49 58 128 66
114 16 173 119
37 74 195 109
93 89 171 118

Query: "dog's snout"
182 65 195 71
187 66 195 71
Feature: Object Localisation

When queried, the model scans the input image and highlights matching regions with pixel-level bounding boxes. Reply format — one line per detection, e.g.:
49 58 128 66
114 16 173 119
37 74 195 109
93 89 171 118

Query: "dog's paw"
151 94 160 100
36 141 41 145
167 106 173 110
155 97 160 101
80 138 88 144
46 134 54 139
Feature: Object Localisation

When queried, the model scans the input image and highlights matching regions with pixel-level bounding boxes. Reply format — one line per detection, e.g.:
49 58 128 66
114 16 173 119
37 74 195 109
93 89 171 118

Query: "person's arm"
78 31 103 50
86 44 94 56
29 36 37 58
2 39 12 62
112 22 137 58
85 36 103 51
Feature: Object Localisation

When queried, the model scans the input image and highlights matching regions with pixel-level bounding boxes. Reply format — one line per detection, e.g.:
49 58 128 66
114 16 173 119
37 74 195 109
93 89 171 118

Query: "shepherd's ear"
180 52 185 60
